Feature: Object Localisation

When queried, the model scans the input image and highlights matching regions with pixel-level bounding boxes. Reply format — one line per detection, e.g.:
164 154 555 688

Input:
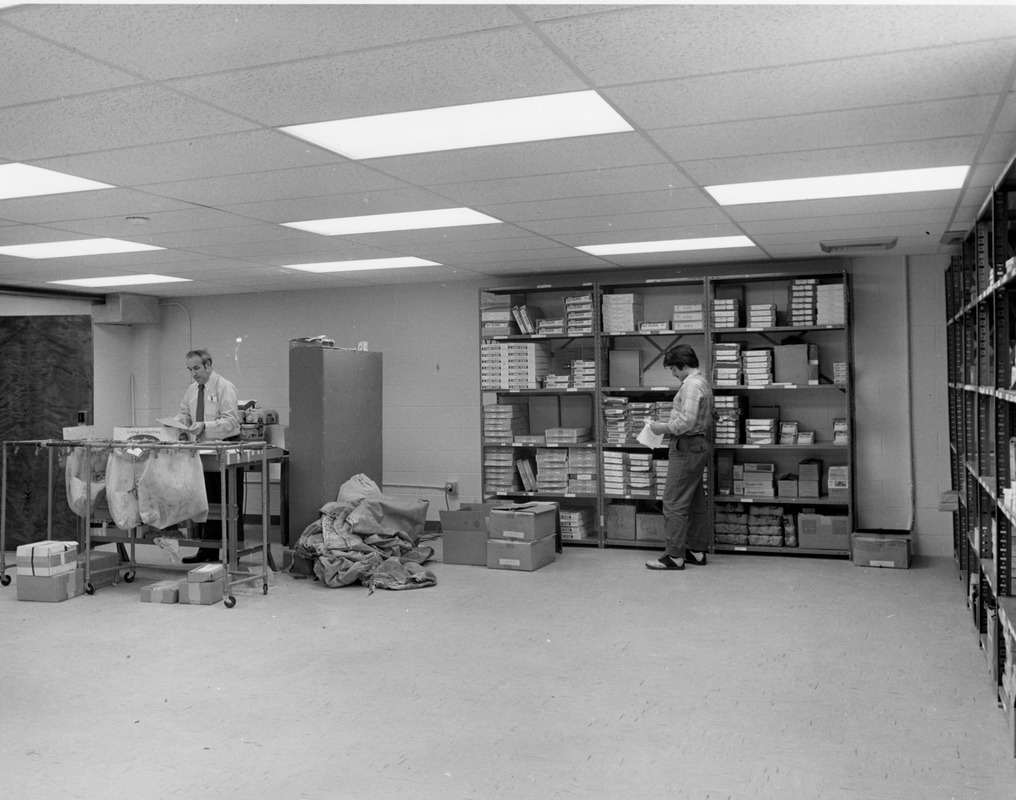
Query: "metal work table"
0 439 287 607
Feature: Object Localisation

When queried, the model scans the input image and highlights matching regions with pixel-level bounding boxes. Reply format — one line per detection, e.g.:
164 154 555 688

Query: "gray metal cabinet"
288 346 382 535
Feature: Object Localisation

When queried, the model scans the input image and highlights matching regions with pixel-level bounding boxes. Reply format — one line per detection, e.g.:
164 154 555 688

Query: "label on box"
499 558 522 567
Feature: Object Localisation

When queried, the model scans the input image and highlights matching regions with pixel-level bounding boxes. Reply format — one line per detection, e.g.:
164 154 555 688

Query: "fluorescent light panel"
0 163 113 200
578 236 756 256
285 257 440 273
0 238 164 259
706 166 969 206
48 275 190 288
283 208 502 236
280 90 633 159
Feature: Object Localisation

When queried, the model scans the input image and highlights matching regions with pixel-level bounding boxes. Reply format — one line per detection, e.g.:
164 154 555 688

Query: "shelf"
715 495 849 506
483 442 597 449
713 543 850 556
483 387 597 395
714 325 846 334
602 330 704 337
602 385 678 393
716 444 849 451
715 383 847 391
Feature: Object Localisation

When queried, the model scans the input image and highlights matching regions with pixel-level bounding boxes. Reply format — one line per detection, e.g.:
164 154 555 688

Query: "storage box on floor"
16 540 83 602
439 503 503 566
797 512 850 550
487 502 558 572
851 530 912 569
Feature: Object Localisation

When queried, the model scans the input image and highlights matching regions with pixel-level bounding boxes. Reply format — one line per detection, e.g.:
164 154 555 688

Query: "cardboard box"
488 502 558 542
609 350 642 386
486 535 556 572
798 480 821 498
773 344 818 385
17 569 85 602
798 458 823 482
16 540 78 576
187 563 226 583
179 577 225 605
777 474 799 498
140 580 179 604
851 532 912 569
77 550 121 589
441 529 488 566
439 503 503 534
636 512 666 542
798 513 850 550
606 501 637 540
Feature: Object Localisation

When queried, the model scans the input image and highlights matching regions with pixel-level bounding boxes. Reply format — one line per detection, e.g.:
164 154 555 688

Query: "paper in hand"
637 420 664 449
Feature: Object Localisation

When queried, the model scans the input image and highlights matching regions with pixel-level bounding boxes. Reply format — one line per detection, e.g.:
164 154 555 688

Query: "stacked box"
543 373 572 389
798 458 822 498
536 448 569 493
816 283 846 325
487 502 558 572
712 297 742 328
17 540 78 577
536 317 565 335
714 395 745 445
627 451 656 497
140 579 180 604
571 359 598 388
715 502 749 545
546 427 591 445
602 450 629 494
567 448 598 495
827 465 850 498
601 293 644 333
605 501 637 540
440 503 504 566
653 458 669 495
18 569 85 602
742 463 776 497
833 361 849 386
179 577 225 605
565 294 595 335
745 413 778 445
672 303 704 331
483 403 528 444
713 342 744 386
639 321 670 334
515 434 546 446
748 303 777 327
484 448 520 494
480 342 553 389
833 419 850 444
560 506 596 540
743 349 773 386
788 279 817 325
748 503 783 546
480 292 523 338
778 473 799 497
779 421 799 445
602 397 634 444
480 342 504 389
773 344 819 385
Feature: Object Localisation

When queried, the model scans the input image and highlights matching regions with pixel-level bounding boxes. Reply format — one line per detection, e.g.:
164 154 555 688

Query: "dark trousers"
200 468 245 548
662 434 711 558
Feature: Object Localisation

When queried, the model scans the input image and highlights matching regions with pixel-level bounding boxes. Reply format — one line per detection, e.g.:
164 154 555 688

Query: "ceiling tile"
0 188 197 225
481 187 715 224
168 28 585 127
46 208 263 239
219 187 457 225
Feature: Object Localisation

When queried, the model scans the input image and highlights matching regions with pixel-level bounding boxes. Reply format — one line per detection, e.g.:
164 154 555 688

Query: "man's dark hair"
663 344 699 370
187 349 213 367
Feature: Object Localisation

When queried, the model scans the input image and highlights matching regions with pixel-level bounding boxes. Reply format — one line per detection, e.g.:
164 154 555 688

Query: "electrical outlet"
444 481 458 494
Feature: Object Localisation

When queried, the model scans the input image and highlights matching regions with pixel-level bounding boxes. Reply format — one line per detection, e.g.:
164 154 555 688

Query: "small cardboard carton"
179 577 225 605
488 502 558 542
16 540 78 577
140 580 179 604
798 513 850 550
851 532 912 569
17 569 85 602
77 550 121 589
486 535 556 572
606 501 637 540
187 563 226 583
439 503 503 566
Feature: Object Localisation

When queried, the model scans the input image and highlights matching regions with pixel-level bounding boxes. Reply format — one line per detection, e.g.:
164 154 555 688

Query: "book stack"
480 292 522 338
537 317 565 335
714 395 745 445
788 278 817 326
535 448 569 493
483 449 519 493
742 348 773 386
567 448 598 495
602 451 628 495
601 293 643 333
746 414 778 445
816 283 846 325
602 397 635 444
546 427 592 445
504 342 553 389
627 451 656 497
672 303 704 331
565 294 595 335
514 434 546 446
833 418 850 444
515 456 538 492
712 297 742 328
571 359 598 388
713 342 743 386
480 342 504 389
510 303 543 334
542 373 572 389
629 401 658 429
748 303 777 328
482 403 528 444
560 506 596 540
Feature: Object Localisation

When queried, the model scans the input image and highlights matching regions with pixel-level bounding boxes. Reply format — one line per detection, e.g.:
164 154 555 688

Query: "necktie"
196 384 205 424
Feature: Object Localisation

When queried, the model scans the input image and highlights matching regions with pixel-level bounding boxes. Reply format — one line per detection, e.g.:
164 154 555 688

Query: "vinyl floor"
2 543 1015 800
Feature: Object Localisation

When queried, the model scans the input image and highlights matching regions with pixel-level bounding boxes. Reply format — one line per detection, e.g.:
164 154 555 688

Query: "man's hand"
188 422 205 437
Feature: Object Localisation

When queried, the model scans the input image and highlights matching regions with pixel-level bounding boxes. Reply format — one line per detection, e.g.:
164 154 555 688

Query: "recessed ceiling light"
0 238 165 259
279 90 633 159
0 163 114 200
705 166 969 206
284 257 441 273
48 275 190 288
283 208 502 236
577 236 756 256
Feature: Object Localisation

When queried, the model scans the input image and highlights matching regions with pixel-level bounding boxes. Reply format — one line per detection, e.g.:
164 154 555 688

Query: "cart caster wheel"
262 583 269 595
224 595 236 608
123 571 135 583
0 574 11 586
85 583 95 595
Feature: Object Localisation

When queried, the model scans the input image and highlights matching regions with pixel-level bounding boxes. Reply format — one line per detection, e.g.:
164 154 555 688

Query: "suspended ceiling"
2 3 1016 298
